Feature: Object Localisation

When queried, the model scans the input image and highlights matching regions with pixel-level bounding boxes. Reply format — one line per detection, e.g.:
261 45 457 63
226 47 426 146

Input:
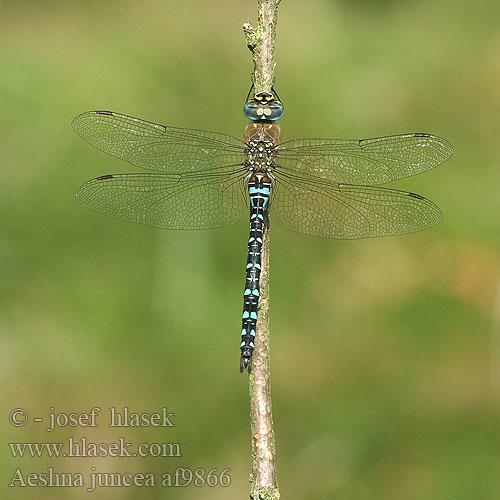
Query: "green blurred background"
1 0 499 498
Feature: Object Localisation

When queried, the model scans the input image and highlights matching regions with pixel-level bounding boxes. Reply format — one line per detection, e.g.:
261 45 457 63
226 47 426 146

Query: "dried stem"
243 2 281 499
243 0 281 94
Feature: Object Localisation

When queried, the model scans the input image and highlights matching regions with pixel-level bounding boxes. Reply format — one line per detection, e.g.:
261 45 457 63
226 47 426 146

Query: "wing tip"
440 136 454 160
417 194 443 228
413 132 454 161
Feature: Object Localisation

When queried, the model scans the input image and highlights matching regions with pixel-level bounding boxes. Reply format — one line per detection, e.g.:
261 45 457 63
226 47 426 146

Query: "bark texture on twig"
243 0 281 95
249 221 278 499
243 2 281 499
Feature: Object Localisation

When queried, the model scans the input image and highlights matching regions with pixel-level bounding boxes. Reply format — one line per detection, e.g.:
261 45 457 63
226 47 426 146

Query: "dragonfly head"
244 90 284 122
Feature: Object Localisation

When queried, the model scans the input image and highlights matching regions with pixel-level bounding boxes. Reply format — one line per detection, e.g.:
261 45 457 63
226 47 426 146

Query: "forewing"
76 166 248 230
72 111 246 173
276 133 453 185
270 171 442 239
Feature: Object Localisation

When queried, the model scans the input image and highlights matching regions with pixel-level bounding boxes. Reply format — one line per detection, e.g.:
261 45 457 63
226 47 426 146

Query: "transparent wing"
76 166 249 230
270 170 442 239
72 111 247 173
276 133 453 185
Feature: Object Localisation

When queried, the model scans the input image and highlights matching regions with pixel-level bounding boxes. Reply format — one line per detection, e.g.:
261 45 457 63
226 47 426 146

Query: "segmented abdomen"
240 174 272 373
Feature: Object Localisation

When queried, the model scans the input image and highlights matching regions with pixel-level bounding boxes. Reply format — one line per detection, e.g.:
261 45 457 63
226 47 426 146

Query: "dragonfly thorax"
244 123 280 172
246 139 274 171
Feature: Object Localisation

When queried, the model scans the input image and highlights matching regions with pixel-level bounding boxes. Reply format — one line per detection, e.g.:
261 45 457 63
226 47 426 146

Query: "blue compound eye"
243 100 284 121
267 102 284 121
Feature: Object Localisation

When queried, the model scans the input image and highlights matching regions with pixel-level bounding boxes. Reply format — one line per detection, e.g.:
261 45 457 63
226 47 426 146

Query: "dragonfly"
73 82 453 374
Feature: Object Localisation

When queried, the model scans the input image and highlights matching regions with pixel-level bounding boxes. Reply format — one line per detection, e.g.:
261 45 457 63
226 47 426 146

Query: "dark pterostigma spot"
95 110 113 115
408 192 425 199
97 175 114 180
413 133 431 137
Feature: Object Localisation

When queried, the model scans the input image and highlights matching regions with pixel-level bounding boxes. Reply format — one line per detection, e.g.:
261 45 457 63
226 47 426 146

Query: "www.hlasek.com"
9 437 181 458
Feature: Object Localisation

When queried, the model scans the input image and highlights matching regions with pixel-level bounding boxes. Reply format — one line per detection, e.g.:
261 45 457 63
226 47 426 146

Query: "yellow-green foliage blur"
1 0 499 499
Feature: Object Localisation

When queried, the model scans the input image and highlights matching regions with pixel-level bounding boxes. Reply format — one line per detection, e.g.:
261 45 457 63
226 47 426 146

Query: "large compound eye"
267 102 284 121
244 98 284 121
243 101 261 120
